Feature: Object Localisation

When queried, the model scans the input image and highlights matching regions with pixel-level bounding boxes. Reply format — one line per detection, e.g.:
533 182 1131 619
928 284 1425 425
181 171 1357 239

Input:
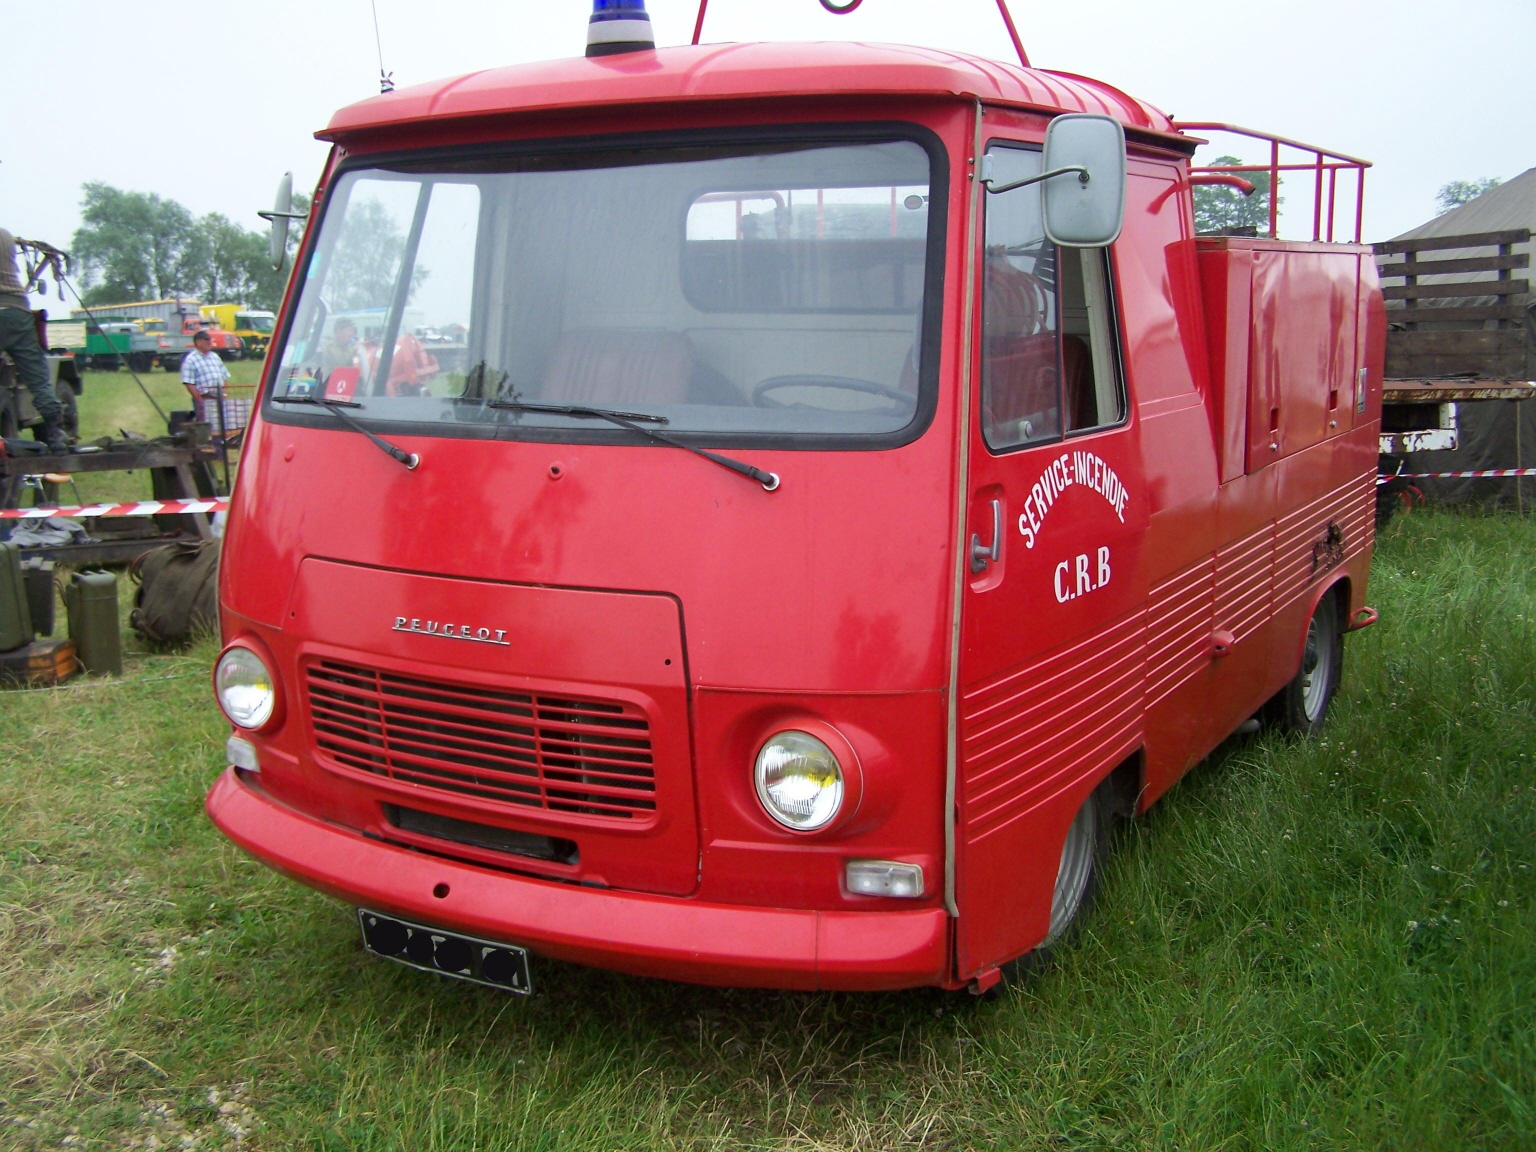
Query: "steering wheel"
820 0 864 11
752 374 916 410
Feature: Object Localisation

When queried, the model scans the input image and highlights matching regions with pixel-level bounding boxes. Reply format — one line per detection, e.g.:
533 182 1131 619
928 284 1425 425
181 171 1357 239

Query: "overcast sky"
5 0 1532 263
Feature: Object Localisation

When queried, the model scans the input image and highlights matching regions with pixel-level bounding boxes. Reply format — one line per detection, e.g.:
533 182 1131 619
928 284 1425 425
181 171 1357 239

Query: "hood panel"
286 558 697 896
223 423 957 693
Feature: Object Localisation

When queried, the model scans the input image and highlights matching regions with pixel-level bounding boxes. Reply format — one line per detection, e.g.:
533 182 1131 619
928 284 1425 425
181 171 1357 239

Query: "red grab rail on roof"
1174 122 1371 244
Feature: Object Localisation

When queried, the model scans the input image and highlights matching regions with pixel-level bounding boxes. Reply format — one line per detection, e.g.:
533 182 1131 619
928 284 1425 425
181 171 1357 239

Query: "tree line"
67 182 308 310
1192 155 1278 236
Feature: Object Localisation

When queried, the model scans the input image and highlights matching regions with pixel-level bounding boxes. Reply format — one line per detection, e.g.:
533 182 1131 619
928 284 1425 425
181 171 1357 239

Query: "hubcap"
1300 615 1331 720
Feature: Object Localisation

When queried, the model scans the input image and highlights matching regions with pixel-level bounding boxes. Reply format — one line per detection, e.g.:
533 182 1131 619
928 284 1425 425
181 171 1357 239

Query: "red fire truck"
207 1 1382 995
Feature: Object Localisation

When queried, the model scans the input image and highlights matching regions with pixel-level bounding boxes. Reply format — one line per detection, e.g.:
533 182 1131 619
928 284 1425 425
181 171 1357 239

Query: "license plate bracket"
358 909 532 994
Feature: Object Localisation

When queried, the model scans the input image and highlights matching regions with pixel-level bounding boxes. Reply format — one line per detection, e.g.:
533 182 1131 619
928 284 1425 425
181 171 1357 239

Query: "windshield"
269 134 941 443
241 313 275 333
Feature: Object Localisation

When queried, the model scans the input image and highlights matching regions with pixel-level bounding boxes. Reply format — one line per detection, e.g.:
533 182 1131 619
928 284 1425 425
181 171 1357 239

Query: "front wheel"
1266 592 1343 737
1042 785 1109 948
1002 782 1112 982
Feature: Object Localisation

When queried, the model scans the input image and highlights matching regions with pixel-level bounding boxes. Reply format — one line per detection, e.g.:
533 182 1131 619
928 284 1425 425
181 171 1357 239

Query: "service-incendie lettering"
1017 449 1130 549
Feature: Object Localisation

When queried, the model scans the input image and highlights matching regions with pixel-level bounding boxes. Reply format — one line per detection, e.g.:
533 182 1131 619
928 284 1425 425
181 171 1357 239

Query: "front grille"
307 660 657 819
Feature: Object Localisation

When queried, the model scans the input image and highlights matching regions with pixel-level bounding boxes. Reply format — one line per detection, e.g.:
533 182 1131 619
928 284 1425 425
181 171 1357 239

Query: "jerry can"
22 559 56 637
64 569 123 676
0 541 33 653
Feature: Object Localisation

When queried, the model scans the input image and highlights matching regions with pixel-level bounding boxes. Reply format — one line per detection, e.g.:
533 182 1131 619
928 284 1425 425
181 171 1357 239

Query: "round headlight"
216 645 276 730
755 731 844 831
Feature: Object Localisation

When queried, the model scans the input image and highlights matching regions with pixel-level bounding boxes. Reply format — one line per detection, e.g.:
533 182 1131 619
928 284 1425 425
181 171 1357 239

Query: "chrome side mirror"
257 172 309 271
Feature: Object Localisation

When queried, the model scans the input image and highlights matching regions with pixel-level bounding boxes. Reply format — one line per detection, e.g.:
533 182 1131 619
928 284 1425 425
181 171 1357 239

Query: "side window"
981 144 1124 452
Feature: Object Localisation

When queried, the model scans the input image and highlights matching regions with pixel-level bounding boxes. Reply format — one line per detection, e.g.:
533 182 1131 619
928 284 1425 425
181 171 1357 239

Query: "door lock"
970 499 1001 573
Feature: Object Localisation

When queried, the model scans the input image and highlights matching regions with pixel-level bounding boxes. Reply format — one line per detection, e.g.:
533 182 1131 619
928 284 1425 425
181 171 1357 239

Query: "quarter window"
980 144 1124 452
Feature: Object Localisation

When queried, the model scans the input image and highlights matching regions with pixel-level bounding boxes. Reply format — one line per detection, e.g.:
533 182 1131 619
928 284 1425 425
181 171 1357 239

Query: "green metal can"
64 569 123 676
22 559 56 637
0 542 34 653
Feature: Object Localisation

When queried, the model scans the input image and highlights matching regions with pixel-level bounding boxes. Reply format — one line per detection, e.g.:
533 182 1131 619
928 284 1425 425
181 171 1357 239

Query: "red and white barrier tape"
1379 469 1536 482
0 499 229 520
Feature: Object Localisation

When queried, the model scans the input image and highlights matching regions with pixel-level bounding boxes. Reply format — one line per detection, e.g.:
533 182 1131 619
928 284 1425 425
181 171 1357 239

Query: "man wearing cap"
0 227 68 453
181 328 237 436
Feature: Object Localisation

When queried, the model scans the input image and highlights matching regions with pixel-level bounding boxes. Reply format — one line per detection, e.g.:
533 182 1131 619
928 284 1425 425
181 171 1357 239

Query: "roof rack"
1174 123 1371 244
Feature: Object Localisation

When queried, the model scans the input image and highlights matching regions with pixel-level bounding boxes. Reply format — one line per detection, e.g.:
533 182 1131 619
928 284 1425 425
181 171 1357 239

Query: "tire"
1002 781 1112 980
128 352 153 373
1266 591 1343 737
0 407 23 509
56 384 79 440
161 356 183 373
1042 784 1109 948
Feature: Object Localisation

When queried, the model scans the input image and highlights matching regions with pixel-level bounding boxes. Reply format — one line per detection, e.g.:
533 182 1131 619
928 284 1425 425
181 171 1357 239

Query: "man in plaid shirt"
181 329 249 436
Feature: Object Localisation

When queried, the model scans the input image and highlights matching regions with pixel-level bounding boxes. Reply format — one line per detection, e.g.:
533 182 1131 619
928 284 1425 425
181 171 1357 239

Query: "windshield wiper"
486 399 780 492
272 394 420 470
487 399 669 424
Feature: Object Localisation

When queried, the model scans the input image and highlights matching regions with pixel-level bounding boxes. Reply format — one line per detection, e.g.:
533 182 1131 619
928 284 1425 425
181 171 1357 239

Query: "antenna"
371 0 395 93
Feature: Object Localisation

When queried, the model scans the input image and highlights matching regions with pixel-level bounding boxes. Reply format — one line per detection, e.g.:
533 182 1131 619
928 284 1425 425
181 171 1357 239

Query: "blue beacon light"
586 0 656 58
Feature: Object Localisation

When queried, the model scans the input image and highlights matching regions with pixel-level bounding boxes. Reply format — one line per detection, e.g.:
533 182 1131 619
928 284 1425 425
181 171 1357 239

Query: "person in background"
0 227 67 453
181 328 246 438
319 318 359 377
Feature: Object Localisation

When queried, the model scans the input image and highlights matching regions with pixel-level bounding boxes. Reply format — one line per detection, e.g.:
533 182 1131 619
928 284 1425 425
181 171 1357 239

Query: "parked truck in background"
68 298 241 370
179 316 244 361
47 317 177 373
202 304 277 359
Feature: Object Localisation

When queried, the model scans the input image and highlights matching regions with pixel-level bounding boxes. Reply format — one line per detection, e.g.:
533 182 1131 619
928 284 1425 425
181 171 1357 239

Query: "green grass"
1 507 1533 1150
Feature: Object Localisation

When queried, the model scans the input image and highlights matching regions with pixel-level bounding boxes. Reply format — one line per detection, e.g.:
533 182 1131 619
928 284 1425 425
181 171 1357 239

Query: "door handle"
970 499 1001 573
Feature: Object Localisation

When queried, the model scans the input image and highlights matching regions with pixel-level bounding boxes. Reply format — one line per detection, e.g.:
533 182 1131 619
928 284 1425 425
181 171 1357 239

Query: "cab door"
955 139 1147 976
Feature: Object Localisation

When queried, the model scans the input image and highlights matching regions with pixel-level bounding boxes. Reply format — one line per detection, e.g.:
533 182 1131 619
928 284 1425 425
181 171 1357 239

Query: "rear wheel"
1266 592 1343 736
